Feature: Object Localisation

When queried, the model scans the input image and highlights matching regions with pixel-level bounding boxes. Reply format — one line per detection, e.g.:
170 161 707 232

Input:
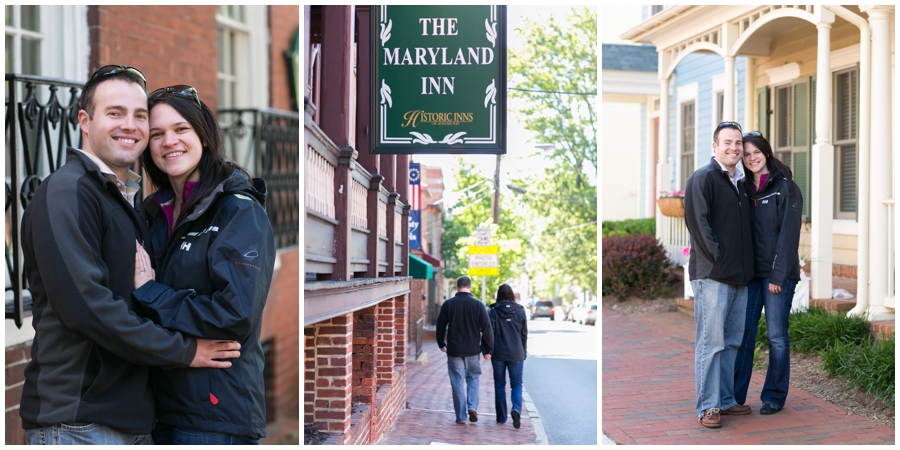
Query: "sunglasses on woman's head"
743 131 762 139
88 65 147 89
149 85 201 107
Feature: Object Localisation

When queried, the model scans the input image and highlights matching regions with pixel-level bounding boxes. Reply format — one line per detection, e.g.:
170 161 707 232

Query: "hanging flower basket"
657 196 685 217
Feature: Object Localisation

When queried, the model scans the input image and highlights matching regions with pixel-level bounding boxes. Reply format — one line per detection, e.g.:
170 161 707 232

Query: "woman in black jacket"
733 132 803 416
488 284 528 429
132 85 276 444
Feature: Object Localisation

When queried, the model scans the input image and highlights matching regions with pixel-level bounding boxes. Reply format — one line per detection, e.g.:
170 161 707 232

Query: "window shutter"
757 86 769 137
792 78 811 221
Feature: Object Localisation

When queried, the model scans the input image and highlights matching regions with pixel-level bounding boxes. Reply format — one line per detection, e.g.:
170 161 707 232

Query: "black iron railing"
6 73 300 328
415 317 423 360
219 108 300 249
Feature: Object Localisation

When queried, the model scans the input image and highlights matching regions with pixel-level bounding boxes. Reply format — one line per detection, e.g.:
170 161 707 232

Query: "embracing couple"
684 122 803 428
19 65 276 444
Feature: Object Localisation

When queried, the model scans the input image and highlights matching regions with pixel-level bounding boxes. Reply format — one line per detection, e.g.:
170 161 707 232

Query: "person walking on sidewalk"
684 121 755 428
488 284 528 429
436 276 494 424
733 132 803 416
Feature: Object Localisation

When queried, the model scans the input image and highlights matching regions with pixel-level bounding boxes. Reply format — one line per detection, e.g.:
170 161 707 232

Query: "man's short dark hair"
79 67 147 119
713 121 742 143
457 276 472 289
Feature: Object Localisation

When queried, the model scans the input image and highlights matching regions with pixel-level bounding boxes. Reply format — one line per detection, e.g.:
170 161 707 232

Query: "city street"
524 316 598 445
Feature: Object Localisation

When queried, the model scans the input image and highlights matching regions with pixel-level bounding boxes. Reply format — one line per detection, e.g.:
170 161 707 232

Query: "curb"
522 387 549 445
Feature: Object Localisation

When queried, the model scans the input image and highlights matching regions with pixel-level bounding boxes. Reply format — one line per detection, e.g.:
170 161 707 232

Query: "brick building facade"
5 5 299 444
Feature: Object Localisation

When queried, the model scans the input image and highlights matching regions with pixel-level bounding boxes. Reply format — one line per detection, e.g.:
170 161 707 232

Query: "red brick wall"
260 249 300 422
269 5 299 111
409 279 425 344
310 314 353 433
352 306 376 404
5 343 29 445
375 299 396 385
88 6 219 112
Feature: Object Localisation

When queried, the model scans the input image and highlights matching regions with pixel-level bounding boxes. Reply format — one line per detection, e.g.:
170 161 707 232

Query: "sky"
413 5 598 212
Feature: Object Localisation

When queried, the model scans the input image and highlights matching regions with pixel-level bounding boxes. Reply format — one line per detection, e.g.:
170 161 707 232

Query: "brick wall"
5 343 29 445
88 6 219 112
268 5 300 112
305 294 409 444
409 279 425 345
260 249 300 422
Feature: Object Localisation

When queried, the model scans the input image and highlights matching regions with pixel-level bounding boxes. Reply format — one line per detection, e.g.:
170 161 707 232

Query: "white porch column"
861 5 894 320
723 56 735 122
810 11 835 300
656 74 671 240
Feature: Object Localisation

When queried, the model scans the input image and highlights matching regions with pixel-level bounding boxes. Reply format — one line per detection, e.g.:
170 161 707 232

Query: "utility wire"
508 87 597 96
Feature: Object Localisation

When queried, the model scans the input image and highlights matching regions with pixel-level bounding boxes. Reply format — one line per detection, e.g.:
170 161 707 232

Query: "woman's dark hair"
743 132 796 196
496 284 516 302
142 94 250 226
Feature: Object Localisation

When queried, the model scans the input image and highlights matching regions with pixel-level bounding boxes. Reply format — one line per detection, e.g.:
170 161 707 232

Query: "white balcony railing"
658 214 690 266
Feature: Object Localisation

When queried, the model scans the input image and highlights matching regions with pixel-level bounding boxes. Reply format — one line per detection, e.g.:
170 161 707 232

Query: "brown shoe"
721 404 752 415
699 408 721 428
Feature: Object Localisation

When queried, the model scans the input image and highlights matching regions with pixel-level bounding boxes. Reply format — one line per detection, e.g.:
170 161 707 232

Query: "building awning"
409 253 433 279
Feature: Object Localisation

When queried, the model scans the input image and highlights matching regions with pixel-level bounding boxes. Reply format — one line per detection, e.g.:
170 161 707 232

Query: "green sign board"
371 5 507 154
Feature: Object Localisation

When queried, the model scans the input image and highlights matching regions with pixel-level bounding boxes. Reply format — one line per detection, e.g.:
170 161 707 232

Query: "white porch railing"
658 214 690 266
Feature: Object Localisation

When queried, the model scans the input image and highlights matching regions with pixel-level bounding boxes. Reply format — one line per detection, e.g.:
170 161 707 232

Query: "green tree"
441 159 525 302
508 7 598 299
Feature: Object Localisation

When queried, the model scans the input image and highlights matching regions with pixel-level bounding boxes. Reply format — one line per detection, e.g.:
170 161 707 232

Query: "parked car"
574 302 597 325
530 299 555 320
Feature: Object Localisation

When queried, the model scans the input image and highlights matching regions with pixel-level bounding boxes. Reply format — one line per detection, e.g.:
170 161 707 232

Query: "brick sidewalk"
602 307 895 445
379 340 539 445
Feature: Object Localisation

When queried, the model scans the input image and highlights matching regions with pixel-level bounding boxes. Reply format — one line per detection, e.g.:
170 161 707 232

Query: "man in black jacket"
683 122 755 429
436 277 494 424
20 65 239 445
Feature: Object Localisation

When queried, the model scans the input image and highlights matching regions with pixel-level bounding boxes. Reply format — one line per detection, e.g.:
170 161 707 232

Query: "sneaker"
511 410 521 429
721 404 751 415
468 409 478 423
760 403 779 415
699 408 721 428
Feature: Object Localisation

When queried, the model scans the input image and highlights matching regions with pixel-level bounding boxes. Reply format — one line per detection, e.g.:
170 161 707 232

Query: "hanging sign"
371 5 507 154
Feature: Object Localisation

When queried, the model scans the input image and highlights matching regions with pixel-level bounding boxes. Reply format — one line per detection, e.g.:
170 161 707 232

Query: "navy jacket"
684 157 755 286
133 169 275 439
744 171 803 286
488 301 527 361
436 292 494 357
20 148 196 435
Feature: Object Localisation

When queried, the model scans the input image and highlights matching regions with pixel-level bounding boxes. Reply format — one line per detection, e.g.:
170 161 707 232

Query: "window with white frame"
216 5 268 109
680 101 695 190
5 5 42 76
833 68 857 220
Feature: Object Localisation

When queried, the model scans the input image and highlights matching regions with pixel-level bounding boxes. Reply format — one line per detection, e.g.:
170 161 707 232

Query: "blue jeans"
491 359 524 423
734 277 797 410
25 423 152 445
447 354 482 422
152 423 259 445
691 279 747 417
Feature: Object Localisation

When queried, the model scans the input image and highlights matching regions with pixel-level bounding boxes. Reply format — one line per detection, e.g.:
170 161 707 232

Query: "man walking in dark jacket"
684 121 755 429
20 65 239 445
488 284 527 429
436 277 494 424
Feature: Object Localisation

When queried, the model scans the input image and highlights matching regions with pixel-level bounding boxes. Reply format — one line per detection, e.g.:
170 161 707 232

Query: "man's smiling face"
78 79 149 179
712 127 743 171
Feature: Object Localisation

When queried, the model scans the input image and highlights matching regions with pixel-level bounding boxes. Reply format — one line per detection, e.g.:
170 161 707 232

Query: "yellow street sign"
469 267 499 276
468 245 499 255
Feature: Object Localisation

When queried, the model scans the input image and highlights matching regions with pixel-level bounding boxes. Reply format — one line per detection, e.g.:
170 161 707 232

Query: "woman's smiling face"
742 141 767 175
149 102 203 186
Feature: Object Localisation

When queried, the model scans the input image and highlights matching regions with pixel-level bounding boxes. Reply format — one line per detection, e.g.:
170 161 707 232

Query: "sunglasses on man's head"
716 121 742 132
149 85 201 108
88 65 147 88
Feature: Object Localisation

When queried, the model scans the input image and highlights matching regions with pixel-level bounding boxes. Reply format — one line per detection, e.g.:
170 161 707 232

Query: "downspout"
825 5 870 318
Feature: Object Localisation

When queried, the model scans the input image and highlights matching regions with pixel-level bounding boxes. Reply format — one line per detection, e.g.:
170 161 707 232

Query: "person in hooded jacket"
488 284 528 429
131 85 276 444
733 131 803 416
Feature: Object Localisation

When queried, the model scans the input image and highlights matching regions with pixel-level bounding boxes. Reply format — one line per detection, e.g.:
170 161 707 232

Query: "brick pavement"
379 340 539 445
602 307 895 445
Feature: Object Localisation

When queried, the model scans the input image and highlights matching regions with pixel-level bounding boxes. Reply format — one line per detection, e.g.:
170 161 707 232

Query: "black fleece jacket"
744 171 803 286
684 157 755 286
436 292 493 357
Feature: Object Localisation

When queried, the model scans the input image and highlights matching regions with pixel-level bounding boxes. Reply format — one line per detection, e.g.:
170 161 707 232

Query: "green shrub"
822 336 895 407
787 307 869 353
601 234 671 300
601 218 655 238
